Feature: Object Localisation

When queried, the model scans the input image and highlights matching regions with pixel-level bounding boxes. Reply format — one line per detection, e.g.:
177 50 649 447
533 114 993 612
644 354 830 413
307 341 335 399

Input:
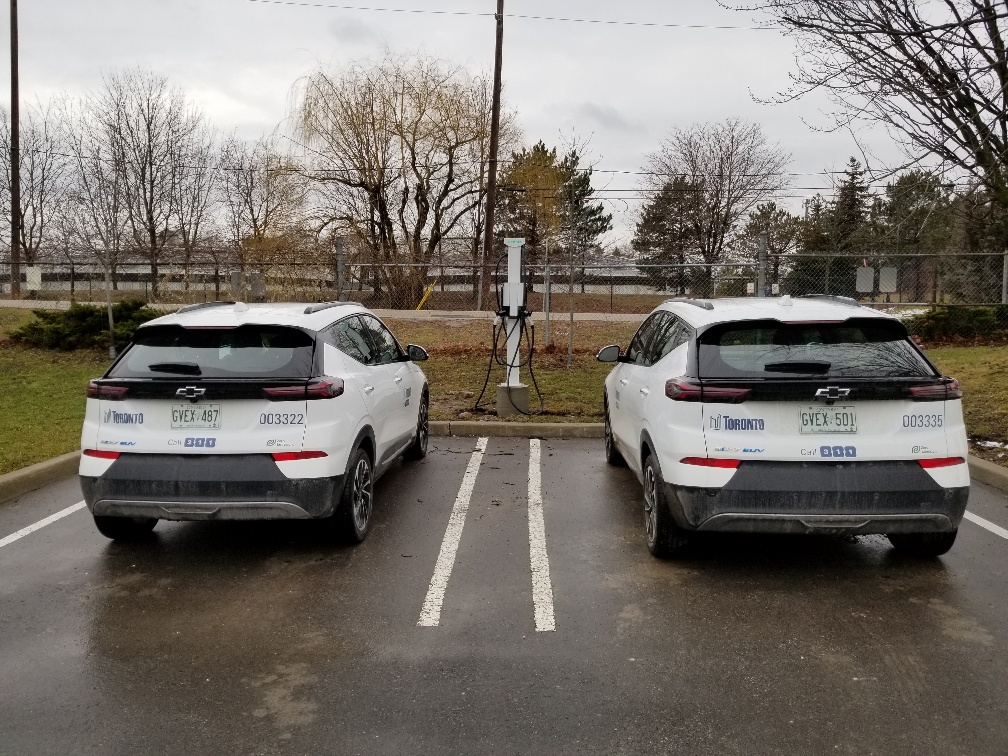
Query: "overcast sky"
0 0 906 244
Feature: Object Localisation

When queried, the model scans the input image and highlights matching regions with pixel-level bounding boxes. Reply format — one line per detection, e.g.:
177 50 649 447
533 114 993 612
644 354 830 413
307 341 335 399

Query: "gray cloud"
571 102 645 134
328 17 384 46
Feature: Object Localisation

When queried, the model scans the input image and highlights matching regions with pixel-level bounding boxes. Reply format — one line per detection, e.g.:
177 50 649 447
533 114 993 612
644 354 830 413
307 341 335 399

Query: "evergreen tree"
557 149 612 286
632 177 699 293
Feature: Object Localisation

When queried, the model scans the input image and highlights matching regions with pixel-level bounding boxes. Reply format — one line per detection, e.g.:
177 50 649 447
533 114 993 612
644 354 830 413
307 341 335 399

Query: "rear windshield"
698 319 936 380
108 325 316 379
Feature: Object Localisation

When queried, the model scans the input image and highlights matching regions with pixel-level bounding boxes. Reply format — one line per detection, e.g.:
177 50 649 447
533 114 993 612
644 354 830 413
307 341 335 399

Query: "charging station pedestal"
496 237 530 418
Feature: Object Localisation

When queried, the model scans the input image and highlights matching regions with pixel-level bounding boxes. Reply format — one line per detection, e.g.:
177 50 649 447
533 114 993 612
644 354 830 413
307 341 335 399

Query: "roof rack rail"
304 301 360 315
665 297 715 311
798 295 862 308
176 301 236 314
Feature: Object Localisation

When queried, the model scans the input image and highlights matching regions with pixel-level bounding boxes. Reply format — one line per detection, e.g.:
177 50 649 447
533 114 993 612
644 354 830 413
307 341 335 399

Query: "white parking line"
418 437 488 627
0 500 87 549
964 510 1008 540
528 439 556 632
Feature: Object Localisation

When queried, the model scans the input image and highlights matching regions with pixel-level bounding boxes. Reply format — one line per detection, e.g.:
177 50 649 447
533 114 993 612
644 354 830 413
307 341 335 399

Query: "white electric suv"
598 296 969 558
79 301 429 542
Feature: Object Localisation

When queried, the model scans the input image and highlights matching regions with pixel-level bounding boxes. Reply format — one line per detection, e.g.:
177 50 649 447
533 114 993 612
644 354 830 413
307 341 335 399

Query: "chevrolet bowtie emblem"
814 386 850 405
176 386 206 403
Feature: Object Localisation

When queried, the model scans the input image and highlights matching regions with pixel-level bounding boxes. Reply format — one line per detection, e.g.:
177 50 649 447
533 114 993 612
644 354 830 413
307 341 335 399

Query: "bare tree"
644 118 790 295
293 54 508 303
172 121 218 292
64 99 129 354
743 1 1008 236
94 67 202 298
0 98 70 265
219 133 305 272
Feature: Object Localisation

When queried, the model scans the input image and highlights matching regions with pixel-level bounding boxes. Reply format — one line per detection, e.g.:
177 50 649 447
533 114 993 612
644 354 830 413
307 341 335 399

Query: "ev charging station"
497 237 530 416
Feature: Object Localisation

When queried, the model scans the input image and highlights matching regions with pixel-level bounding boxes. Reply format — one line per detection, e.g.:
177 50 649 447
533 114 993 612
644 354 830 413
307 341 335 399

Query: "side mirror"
407 344 429 362
596 344 621 363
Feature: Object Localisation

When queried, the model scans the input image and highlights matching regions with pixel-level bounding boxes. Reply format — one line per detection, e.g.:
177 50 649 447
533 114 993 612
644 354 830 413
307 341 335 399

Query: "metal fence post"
757 232 767 297
1002 249 1007 304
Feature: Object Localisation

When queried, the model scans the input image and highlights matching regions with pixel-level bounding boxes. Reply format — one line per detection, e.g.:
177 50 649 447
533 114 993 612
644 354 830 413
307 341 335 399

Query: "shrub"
10 300 161 351
904 305 1008 342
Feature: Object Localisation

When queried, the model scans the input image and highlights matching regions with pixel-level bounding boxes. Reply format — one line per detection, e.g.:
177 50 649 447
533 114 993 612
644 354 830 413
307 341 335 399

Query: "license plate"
799 405 857 434
171 404 221 429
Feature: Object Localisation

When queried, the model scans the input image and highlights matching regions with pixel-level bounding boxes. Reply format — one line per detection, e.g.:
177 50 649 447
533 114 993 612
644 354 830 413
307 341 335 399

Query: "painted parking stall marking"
527 439 556 632
0 501 87 549
964 510 1008 540
418 436 488 627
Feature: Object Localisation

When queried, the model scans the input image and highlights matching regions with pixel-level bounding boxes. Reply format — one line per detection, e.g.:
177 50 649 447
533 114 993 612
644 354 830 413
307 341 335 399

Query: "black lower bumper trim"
663 460 969 534
80 453 343 520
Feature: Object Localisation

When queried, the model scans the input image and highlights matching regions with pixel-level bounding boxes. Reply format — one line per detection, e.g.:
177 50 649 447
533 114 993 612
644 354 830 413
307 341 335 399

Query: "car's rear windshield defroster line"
108 324 316 380
698 318 937 380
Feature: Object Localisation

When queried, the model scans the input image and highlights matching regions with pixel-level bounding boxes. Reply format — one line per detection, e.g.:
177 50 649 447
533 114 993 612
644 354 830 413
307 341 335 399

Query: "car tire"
604 398 626 467
887 529 957 557
643 452 688 558
404 391 429 461
93 515 158 541
338 445 375 543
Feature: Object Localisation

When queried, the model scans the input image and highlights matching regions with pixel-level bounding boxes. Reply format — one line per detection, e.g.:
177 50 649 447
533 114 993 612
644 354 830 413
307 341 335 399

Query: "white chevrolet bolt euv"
597 296 970 558
79 301 430 542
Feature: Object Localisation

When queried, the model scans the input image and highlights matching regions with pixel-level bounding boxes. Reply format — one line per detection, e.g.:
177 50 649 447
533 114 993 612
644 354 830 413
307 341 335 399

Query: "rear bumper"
80 453 343 521
664 460 969 535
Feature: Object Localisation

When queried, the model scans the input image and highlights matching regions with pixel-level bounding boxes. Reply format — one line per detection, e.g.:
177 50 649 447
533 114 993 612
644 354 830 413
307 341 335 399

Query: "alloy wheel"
643 464 657 545
351 456 373 532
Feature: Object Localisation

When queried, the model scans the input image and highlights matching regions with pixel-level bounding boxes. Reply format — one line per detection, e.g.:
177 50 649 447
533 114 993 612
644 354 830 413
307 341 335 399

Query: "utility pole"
9 0 20 299
480 0 504 310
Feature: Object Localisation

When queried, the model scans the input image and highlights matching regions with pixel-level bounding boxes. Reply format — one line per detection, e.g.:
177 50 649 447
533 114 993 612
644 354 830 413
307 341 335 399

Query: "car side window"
331 316 376 365
648 313 683 364
626 313 662 366
359 315 403 366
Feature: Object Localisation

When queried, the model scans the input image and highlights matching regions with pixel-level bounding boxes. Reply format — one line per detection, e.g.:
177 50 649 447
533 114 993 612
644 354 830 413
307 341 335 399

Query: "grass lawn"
1 309 1005 474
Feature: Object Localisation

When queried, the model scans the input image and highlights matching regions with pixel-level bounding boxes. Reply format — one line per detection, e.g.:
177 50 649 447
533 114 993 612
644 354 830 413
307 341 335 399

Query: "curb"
0 450 80 504
429 421 603 439
967 455 1008 494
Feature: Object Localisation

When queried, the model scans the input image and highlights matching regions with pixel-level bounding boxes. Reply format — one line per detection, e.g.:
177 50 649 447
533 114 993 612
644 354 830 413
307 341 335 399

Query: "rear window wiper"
763 360 831 375
147 362 202 376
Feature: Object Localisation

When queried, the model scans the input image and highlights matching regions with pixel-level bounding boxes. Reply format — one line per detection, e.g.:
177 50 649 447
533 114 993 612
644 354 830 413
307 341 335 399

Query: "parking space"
2 439 1008 754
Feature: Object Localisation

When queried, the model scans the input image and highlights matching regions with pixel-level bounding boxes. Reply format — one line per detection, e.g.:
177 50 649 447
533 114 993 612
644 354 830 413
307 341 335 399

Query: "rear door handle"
363 386 375 395
619 378 629 386
639 388 650 396
394 376 403 384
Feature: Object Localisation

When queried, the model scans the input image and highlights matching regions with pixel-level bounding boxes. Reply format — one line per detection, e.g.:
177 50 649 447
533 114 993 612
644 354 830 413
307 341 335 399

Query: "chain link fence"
2 252 1007 318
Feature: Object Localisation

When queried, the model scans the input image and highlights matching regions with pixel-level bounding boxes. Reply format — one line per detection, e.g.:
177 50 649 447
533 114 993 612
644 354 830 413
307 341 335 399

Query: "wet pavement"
2 437 1008 755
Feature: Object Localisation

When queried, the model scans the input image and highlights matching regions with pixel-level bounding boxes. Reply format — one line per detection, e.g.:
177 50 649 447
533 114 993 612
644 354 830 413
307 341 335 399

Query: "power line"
244 0 779 30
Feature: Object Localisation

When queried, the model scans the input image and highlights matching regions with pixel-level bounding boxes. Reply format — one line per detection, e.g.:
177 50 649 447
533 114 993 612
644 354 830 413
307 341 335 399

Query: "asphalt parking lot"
2 437 1008 755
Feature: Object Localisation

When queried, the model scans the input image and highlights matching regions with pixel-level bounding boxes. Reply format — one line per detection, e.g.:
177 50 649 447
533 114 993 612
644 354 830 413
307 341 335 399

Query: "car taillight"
306 378 344 399
271 450 328 462
263 378 344 400
665 380 703 401
83 449 121 460
909 379 962 401
665 380 749 403
680 457 741 469
702 386 751 403
86 381 129 400
919 457 965 469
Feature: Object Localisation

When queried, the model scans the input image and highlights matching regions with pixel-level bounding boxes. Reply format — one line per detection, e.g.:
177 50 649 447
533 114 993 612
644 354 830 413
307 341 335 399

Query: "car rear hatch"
91 323 322 456
691 317 959 464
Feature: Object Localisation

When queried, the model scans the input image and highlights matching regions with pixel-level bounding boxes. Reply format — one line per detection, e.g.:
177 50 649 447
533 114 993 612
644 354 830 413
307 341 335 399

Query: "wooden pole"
9 0 20 299
480 0 504 310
